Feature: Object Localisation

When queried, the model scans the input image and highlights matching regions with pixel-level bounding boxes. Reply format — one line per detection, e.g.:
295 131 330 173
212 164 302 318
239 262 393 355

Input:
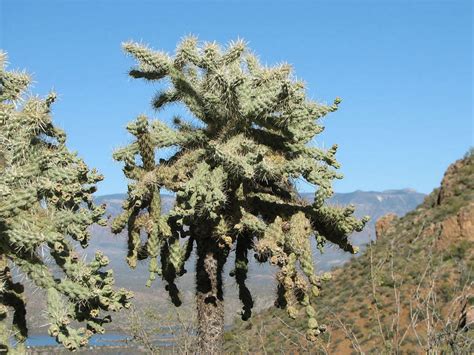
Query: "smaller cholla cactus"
0 52 132 352
114 37 369 352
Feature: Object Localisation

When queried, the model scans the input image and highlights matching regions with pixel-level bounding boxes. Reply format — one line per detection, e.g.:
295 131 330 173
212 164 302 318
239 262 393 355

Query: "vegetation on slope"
225 150 473 353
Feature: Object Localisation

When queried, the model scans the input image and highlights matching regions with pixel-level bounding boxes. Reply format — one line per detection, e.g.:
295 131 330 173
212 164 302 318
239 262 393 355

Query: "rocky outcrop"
440 203 474 241
437 158 466 205
437 152 473 206
375 213 398 240
375 152 473 244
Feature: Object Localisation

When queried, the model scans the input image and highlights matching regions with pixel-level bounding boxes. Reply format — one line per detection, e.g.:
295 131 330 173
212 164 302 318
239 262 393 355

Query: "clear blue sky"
1 0 472 195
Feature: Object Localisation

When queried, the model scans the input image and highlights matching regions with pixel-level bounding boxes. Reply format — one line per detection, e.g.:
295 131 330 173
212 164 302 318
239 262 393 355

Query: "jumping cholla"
113 37 369 352
0 52 132 352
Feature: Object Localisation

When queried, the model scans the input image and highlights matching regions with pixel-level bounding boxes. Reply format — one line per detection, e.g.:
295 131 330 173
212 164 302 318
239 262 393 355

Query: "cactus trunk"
196 243 225 353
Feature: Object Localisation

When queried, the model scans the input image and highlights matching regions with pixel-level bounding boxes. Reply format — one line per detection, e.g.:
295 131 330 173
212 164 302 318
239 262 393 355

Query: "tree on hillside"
113 37 368 353
0 52 132 352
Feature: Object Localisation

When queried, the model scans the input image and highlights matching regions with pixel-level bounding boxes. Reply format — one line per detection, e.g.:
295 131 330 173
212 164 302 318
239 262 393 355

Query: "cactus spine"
0 52 132 352
114 37 369 352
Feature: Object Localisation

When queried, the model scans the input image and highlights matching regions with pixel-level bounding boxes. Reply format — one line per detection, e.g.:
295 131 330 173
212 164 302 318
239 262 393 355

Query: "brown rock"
458 203 474 241
375 213 398 240
421 223 438 238
437 153 472 206
437 159 463 205
440 203 474 241
440 215 461 240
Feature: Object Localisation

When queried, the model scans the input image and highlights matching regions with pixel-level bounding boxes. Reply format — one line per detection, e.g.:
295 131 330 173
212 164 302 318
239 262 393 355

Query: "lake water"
25 333 129 347
23 328 184 349
24 325 225 348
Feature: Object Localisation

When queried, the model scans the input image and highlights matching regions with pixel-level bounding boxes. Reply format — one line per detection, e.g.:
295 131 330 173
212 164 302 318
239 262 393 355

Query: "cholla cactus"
114 37 369 352
0 52 132 352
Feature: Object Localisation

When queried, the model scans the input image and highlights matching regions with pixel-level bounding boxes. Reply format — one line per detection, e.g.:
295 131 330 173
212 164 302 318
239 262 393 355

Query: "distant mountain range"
92 188 425 252
95 188 425 226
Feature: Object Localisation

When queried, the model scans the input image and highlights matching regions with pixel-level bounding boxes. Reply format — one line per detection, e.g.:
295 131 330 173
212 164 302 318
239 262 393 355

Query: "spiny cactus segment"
0 52 132 352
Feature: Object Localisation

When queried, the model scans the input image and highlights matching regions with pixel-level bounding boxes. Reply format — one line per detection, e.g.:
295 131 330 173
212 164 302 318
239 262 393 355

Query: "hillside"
225 151 473 353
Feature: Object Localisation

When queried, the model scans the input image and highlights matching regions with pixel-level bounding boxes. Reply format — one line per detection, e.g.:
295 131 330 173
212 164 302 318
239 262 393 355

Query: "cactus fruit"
115 37 368 352
0 52 132 351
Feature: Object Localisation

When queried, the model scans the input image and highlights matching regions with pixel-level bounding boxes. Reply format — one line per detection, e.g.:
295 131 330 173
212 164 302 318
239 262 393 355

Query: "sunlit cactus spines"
0 52 132 352
115 37 369 352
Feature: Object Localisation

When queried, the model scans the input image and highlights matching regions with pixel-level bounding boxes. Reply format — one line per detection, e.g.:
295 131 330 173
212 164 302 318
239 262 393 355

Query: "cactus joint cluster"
0 52 132 352
114 37 369 351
